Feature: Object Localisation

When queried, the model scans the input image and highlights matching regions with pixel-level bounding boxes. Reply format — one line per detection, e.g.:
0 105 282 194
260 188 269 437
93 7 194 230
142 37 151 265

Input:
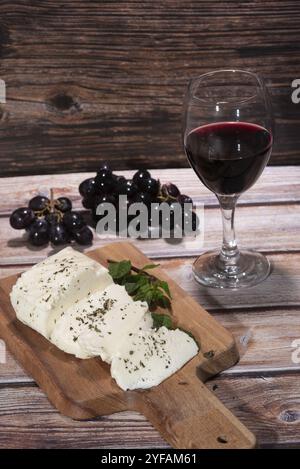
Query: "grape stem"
50 188 55 213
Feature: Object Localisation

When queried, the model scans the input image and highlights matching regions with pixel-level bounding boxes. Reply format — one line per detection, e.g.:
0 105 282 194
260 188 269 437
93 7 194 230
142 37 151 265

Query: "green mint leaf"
107 258 172 313
136 275 148 287
151 312 173 329
157 295 171 309
126 274 142 283
108 260 132 280
133 284 153 304
124 282 140 294
157 280 171 298
145 290 155 306
142 263 160 271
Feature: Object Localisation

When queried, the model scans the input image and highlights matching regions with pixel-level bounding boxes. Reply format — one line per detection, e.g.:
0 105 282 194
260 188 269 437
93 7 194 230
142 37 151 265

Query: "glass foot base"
193 250 271 289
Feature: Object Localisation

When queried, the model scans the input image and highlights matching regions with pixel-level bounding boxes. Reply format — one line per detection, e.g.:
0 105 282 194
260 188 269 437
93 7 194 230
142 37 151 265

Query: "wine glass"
183 70 273 289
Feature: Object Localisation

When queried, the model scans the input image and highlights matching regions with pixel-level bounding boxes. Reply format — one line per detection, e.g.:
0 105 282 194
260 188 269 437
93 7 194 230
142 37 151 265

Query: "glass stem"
217 195 240 270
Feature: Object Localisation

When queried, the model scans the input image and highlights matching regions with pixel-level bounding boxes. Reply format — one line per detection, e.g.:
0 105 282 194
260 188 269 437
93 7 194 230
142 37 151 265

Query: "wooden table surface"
0 166 300 448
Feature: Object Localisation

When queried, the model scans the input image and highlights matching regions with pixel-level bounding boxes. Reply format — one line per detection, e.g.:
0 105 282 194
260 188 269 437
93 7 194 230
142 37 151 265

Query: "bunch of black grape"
10 193 93 247
79 164 198 234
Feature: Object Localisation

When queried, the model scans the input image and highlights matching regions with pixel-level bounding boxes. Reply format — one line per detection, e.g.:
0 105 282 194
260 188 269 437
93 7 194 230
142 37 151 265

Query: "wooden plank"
0 349 30 385
159 253 300 310
1 202 299 264
207 373 300 448
0 167 299 216
0 386 167 449
0 1 300 175
0 373 299 448
217 308 300 375
0 266 27 278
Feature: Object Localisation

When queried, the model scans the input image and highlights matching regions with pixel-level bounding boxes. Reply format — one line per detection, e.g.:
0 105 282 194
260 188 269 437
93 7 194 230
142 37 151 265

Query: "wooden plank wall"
0 0 300 177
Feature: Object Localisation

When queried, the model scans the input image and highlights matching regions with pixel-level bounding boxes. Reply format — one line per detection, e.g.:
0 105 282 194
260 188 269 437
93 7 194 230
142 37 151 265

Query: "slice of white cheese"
51 283 151 361
10 247 113 339
110 327 199 390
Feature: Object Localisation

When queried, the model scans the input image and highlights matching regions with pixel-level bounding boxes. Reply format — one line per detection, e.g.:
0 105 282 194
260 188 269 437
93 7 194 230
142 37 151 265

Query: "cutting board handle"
132 369 256 449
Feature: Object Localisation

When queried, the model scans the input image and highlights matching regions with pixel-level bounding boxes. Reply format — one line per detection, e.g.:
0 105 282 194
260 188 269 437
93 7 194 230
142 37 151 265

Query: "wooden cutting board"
0 241 255 449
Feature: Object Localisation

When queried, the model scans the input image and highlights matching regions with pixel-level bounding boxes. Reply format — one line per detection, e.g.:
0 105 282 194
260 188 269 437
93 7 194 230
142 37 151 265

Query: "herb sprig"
107 259 199 347
107 259 171 311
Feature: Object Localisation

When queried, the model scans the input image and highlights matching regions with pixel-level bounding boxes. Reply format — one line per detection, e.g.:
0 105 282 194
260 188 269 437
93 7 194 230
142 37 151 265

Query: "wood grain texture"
0 373 299 448
159 253 300 310
1 303 300 385
0 167 299 266
0 241 256 449
1 201 299 265
0 1 300 176
0 166 299 216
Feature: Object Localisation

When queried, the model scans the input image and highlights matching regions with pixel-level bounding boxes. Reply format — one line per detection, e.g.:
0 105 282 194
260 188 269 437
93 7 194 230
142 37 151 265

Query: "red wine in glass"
183 69 273 289
185 121 273 195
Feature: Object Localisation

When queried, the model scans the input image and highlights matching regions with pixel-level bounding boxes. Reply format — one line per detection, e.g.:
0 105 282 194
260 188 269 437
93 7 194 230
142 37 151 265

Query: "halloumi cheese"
51 283 151 361
10 247 113 338
110 326 199 390
10 247 199 392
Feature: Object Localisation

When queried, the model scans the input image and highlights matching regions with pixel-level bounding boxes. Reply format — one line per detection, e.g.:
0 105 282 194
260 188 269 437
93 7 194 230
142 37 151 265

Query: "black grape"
63 211 84 231
28 196 50 212
94 194 117 206
10 207 35 230
49 222 70 245
27 219 50 246
133 169 151 187
117 179 138 198
82 197 95 209
161 183 180 198
55 197 72 213
98 162 112 174
45 212 60 225
79 178 96 198
72 226 93 245
94 171 114 193
177 194 193 206
114 175 126 184
139 177 159 196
